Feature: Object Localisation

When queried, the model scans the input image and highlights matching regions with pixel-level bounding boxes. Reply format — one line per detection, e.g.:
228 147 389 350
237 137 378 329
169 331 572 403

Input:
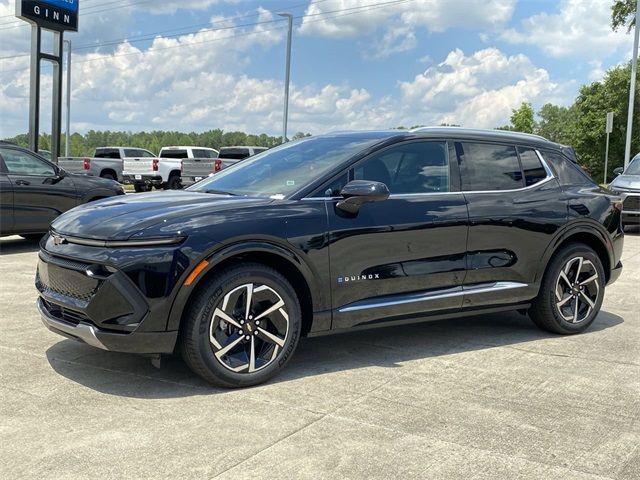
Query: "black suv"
0 142 125 239
35 128 624 387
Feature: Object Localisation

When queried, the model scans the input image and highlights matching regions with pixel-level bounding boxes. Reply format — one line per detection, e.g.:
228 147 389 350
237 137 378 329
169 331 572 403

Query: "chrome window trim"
338 281 528 313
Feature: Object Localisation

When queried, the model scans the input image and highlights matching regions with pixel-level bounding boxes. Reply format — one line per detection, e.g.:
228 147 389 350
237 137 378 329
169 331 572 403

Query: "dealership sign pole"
604 111 614 185
15 0 79 160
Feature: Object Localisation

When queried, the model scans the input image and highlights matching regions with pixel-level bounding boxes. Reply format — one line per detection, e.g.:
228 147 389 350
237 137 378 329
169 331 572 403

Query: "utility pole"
64 39 71 157
624 0 640 170
278 12 293 144
604 112 614 184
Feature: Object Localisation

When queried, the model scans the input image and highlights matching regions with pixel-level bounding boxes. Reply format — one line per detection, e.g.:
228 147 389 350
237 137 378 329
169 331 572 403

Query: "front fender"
165 239 322 332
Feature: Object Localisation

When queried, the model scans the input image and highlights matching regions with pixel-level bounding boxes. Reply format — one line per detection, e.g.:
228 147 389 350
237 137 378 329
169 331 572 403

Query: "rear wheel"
180 263 301 387
529 243 605 334
164 175 181 190
100 172 116 181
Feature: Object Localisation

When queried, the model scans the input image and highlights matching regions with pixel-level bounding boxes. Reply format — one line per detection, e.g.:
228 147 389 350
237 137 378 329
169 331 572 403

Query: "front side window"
192 149 209 158
460 143 523 191
0 148 55 176
189 136 382 197
518 147 547 186
354 141 449 194
124 149 155 158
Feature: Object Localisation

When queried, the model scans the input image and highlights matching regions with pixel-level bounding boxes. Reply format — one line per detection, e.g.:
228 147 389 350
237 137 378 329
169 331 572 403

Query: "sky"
0 0 636 139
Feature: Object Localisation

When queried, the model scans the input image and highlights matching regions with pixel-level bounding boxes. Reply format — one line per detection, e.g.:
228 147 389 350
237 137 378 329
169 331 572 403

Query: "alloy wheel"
209 283 289 373
554 256 600 324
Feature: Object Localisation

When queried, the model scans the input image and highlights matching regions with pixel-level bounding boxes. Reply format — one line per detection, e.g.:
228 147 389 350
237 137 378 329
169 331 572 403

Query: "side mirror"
336 180 390 214
613 167 624 176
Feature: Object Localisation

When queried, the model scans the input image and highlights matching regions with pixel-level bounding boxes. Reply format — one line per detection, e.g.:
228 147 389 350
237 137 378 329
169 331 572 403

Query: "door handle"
15 179 30 186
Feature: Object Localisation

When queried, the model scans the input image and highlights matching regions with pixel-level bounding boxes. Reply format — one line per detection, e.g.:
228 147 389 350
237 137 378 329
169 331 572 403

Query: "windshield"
188 136 381 197
626 155 640 175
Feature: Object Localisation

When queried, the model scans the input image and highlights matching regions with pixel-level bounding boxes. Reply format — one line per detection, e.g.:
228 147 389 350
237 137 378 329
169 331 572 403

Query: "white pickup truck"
180 146 267 186
57 147 156 182
122 146 219 191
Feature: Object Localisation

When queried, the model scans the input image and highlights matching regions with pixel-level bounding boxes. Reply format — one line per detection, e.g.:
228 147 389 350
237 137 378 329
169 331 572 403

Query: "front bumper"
37 298 177 353
36 249 179 354
122 174 163 186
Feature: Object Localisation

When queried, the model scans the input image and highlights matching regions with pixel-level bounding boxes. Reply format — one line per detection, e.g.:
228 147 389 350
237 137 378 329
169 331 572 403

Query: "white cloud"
398 48 564 128
300 0 515 43
501 0 629 59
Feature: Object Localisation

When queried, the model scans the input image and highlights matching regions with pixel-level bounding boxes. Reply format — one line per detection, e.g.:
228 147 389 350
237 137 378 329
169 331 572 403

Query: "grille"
37 259 99 301
623 194 640 212
39 251 90 272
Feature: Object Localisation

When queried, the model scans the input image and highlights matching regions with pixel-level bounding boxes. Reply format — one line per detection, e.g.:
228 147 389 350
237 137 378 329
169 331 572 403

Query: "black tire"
179 263 301 388
133 183 149 193
21 234 43 242
529 243 605 334
100 172 116 181
164 175 181 190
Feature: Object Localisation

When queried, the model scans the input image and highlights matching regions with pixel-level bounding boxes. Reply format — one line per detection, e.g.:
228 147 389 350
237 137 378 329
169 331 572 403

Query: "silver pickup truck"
181 146 267 186
57 147 156 182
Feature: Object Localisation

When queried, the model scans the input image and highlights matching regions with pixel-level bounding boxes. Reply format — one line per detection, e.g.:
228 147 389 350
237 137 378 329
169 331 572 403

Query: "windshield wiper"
203 189 239 196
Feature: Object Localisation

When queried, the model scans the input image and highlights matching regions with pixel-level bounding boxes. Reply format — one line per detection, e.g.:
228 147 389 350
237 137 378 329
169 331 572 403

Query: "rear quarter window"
518 147 548 186
540 150 595 187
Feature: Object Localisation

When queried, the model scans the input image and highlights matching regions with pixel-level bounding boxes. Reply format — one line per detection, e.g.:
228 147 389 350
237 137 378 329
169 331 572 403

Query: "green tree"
570 61 639 181
509 102 536 134
535 104 576 144
611 0 637 32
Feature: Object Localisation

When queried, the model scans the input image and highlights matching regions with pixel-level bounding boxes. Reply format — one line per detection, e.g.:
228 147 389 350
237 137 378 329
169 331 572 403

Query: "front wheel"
529 243 605 334
179 263 301 387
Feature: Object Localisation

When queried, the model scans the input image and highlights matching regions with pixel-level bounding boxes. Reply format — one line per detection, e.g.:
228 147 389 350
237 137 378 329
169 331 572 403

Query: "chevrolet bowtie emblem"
52 235 67 245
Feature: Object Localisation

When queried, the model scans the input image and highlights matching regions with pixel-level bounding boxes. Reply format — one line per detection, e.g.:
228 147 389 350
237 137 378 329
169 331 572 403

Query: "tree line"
3 129 311 158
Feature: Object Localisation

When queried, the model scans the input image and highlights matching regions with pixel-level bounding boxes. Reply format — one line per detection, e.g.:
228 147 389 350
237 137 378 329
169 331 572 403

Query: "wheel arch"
536 223 613 285
100 168 117 179
167 241 318 337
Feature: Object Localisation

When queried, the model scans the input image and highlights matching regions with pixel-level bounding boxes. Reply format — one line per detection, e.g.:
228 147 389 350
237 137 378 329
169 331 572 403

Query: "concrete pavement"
0 234 639 479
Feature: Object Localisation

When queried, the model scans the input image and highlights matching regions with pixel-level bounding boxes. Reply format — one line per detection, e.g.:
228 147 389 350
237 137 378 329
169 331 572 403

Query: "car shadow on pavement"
45 309 624 398
0 237 41 255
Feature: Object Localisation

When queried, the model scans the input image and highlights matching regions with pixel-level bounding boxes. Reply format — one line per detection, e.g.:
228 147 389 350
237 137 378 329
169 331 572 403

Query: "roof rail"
410 126 550 142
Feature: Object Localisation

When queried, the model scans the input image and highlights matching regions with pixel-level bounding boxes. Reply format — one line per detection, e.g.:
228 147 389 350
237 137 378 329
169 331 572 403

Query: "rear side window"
460 143 523 191
192 149 210 158
95 148 120 159
160 149 189 159
518 147 547 186
219 148 251 160
540 150 595 187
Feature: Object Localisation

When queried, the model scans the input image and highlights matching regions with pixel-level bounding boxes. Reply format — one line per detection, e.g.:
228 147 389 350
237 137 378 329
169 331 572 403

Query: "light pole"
278 12 293 144
63 39 71 157
623 0 640 170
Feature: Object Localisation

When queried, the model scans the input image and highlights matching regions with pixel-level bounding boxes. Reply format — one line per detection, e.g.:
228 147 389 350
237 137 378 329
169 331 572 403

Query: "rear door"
321 140 469 329
458 141 566 306
0 147 79 233
0 157 14 234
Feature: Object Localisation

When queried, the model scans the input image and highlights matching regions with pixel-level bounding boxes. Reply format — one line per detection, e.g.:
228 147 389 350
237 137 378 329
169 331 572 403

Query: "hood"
51 191 274 240
610 174 640 191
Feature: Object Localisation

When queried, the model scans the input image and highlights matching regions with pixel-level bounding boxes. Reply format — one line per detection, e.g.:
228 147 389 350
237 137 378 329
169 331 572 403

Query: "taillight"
152 159 159 172
83 158 90 170
214 159 222 172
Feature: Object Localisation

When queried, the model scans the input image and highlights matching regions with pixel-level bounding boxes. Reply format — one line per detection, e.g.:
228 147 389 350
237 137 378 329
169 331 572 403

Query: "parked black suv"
35 128 624 387
0 142 125 239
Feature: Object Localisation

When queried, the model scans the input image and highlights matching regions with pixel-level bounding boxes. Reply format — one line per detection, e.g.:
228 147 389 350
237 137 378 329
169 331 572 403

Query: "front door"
323 140 469 330
0 147 79 233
